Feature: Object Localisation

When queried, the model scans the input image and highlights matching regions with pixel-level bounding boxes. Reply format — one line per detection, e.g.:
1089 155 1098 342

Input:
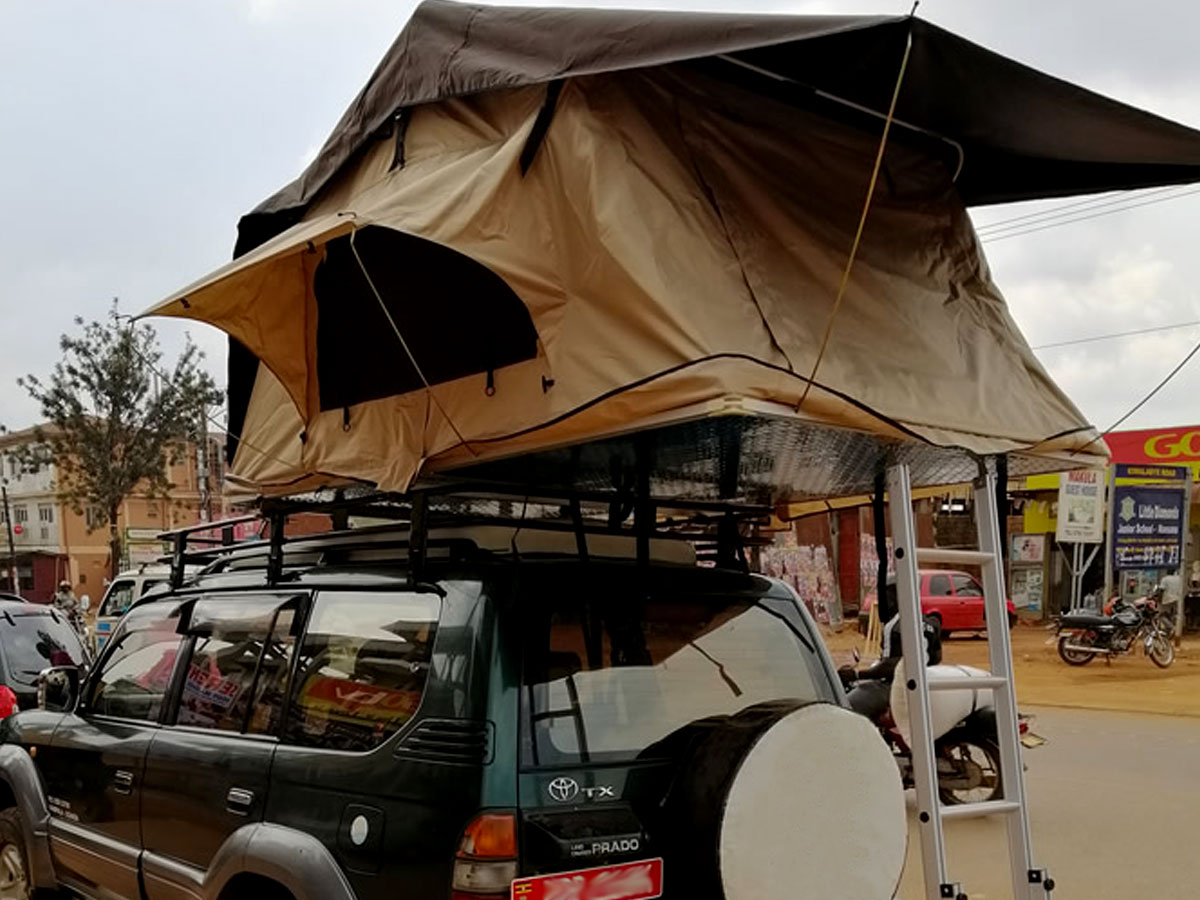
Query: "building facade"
0 426 227 604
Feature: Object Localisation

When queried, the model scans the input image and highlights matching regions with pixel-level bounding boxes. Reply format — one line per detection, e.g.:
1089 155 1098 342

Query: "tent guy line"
798 26 914 410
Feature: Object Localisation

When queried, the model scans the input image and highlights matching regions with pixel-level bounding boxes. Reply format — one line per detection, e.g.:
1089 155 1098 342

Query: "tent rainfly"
144 2 1200 507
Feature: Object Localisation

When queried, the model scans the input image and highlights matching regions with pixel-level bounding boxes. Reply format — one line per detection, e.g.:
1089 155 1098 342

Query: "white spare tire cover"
701 703 906 900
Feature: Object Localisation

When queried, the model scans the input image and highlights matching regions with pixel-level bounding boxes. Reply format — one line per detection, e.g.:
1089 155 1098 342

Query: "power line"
974 184 1184 235
1102 335 1200 436
981 186 1200 244
1033 320 1200 351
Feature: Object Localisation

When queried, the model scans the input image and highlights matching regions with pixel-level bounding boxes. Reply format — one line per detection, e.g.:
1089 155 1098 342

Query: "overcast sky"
3 0 1200 437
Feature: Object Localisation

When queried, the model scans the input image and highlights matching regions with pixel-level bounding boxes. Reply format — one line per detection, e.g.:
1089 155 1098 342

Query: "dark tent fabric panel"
240 0 1200 233
313 227 540 412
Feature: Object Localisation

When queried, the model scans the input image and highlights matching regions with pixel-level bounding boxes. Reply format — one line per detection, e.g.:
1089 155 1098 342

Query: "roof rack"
156 476 774 590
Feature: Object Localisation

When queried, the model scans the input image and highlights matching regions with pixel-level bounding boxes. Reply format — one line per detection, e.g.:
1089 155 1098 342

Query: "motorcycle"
1055 587 1175 668
841 661 1042 805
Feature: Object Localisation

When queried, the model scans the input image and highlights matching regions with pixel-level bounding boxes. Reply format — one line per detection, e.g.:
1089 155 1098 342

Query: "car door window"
285 591 440 752
175 597 300 735
90 610 184 722
100 581 136 618
927 574 953 596
952 575 983 597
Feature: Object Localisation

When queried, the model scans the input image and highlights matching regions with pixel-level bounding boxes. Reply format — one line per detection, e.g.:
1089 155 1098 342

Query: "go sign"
1144 430 1200 460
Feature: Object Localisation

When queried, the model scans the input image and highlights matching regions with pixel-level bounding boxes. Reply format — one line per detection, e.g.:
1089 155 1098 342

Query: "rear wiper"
689 641 743 697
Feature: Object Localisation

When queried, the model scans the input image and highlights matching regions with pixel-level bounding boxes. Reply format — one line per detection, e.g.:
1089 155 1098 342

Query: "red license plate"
511 858 664 900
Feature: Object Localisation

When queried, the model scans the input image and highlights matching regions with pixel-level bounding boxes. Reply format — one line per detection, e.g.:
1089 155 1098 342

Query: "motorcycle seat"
1060 612 1112 628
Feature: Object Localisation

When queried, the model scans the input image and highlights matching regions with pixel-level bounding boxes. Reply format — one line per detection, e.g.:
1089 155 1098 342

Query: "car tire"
0 807 50 900
661 701 906 900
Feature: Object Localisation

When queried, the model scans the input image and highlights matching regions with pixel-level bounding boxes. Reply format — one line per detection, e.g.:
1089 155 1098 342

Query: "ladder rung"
939 800 1021 821
915 548 995 566
927 676 1008 691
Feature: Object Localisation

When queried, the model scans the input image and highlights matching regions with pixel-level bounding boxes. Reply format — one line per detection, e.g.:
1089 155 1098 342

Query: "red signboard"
1105 427 1200 465
511 859 663 900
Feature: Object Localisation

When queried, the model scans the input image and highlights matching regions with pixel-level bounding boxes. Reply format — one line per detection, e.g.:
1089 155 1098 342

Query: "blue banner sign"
1113 463 1190 483
1111 484 1186 570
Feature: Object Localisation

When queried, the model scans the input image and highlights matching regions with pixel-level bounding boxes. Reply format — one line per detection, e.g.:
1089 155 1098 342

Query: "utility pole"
1 484 17 596
196 418 211 524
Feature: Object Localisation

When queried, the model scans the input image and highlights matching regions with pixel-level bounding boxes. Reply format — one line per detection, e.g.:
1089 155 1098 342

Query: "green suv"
0 522 905 900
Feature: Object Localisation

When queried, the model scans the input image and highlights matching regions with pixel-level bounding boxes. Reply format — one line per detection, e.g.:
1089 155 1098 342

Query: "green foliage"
15 303 221 557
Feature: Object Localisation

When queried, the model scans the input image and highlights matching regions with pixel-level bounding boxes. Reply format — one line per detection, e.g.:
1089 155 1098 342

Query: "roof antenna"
909 1 919 15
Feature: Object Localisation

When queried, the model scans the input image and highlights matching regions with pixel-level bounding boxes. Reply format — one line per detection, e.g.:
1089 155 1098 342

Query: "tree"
16 303 222 577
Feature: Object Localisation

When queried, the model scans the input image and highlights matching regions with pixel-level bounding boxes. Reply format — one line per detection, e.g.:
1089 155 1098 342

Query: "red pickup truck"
858 569 1018 636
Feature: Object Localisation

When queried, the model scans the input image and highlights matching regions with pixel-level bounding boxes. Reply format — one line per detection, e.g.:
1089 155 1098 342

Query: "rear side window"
175 596 300 735
927 574 953 596
285 591 440 752
522 590 834 767
1 613 88 685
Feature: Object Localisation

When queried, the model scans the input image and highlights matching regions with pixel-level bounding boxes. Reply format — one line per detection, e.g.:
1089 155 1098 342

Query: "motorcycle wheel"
1057 635 1096 666
937 737 1002 806
1148 632 1175 669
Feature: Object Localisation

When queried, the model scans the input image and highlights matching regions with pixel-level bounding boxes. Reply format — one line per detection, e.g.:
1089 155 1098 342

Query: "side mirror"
37 666 81 713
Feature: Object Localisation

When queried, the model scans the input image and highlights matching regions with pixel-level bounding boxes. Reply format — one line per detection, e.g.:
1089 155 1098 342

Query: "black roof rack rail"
158 514 263 590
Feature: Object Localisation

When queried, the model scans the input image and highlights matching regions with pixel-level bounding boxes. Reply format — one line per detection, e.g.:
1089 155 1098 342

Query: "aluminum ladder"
887 462 1054 900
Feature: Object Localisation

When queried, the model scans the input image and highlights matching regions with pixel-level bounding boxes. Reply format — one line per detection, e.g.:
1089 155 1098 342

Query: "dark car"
0 522 906 900
0 594 88 710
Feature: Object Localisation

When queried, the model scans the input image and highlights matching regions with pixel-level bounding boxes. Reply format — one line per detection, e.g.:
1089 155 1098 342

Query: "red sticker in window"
511 858 663 900
300 675 421 722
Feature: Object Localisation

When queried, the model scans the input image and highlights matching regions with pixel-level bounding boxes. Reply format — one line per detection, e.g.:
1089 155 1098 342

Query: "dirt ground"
822 621 1200 718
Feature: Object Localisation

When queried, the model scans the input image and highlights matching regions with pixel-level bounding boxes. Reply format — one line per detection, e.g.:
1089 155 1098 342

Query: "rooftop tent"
146 2 1200 505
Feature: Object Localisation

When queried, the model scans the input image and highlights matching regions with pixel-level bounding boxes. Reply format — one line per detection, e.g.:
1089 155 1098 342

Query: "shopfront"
1009 425 1200 621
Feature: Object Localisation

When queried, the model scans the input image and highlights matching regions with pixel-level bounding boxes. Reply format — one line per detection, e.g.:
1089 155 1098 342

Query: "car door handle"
113 770 134 795
226 788 255 815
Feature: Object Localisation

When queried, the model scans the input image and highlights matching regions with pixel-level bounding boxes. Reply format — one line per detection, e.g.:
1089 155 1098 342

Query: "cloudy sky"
3 0 1200 437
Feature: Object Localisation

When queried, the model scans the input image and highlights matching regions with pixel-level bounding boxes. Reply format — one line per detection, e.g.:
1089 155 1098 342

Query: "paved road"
896 706 1200 899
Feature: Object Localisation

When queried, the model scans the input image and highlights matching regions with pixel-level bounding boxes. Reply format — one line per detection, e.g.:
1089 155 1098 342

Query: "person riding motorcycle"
52 580 86 637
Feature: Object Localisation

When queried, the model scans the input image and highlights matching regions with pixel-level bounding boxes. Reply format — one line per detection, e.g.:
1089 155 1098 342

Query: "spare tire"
661 701 906 900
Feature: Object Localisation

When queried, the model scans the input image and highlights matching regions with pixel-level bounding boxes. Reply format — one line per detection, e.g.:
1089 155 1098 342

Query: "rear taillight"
452 813 518 899
1019 720 1029 736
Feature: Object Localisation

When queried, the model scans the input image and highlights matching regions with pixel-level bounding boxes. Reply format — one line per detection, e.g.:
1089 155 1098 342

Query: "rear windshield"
521 588 835 767
2 611 88 685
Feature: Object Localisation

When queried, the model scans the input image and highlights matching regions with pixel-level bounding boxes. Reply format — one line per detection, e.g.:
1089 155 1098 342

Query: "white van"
93 564 198 653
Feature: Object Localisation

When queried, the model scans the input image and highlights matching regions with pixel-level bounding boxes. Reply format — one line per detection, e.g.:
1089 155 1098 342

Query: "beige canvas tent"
145 2 1200 507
